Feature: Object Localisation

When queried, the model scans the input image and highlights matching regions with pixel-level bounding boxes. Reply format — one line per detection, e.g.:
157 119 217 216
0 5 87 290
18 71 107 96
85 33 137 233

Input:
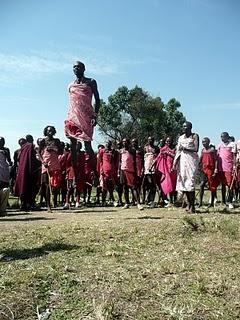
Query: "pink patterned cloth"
41 145 60 174
217 141 236 172
64 81 94 141
121 150 134 173
156 145 177 194
144 146 156 174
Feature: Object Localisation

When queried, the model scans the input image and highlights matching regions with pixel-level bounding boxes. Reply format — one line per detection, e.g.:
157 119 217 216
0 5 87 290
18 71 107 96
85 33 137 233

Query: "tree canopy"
98 86 185 145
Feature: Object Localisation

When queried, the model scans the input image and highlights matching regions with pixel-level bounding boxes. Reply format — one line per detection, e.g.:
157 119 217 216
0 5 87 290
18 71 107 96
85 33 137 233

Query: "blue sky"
0 0 239 155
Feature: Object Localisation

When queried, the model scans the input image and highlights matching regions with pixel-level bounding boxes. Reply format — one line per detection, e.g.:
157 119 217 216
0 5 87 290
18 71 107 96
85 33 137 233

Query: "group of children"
0 125 240 215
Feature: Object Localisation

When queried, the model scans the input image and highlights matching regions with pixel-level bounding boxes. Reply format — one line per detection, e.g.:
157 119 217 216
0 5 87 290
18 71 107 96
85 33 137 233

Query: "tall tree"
98 86 185 145
163 98 186 141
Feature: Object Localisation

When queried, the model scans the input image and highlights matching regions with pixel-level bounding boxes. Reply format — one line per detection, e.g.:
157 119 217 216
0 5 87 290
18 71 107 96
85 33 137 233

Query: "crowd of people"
0 61 239 216
0 121 239 216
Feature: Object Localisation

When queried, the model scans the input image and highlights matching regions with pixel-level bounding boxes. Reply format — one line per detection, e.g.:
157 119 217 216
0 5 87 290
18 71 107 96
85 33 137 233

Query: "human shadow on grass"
0 241 79 261
3 212 31 216
0 216 54 222
137 216 163 220
64 209 118 214
196 206 240 215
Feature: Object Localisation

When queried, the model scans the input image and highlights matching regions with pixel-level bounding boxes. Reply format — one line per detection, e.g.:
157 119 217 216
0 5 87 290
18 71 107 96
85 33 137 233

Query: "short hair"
43 126 56 137
37 138 43 146
123 138 130 144
26 134 33 143
185 121 192 129
0 137 5 145
221 132 229 137
74 61 85 71
203 137 210 143
18 138 27 146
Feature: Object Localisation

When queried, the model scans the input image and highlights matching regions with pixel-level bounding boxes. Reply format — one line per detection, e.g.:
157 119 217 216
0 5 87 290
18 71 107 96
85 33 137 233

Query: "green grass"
0 206 240 319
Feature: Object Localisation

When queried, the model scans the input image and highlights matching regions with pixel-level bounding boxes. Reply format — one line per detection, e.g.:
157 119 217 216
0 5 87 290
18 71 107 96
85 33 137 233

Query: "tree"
98 86 185 145
163 98 186 140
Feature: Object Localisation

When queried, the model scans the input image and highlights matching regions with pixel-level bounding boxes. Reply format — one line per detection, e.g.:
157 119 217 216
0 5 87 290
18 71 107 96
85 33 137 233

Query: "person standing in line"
39 126 62 209
118 138 143 210
217 132 236 209
0 137 12 215
98 140 118 205
14 138 41 211
199 137 219 207
155 137 177 206
142 137 159 206
173 122 199 213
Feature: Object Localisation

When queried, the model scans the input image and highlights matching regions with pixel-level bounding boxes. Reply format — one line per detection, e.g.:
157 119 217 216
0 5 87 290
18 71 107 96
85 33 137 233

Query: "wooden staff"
46 168 53 211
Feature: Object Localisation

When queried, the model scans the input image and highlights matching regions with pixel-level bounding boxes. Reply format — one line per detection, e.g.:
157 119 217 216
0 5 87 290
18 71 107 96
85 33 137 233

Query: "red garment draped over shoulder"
201 149 219 192
14 143 41 201
64 81 94 141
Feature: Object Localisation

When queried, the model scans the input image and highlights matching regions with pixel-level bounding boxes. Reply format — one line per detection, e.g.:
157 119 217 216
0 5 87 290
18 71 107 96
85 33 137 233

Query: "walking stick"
140 173 148 203
226 165 238 201
47 169 53 211
230 166 238 190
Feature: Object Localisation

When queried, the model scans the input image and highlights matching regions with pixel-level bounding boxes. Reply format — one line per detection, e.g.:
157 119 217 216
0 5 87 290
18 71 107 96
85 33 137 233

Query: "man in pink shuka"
217 132 236 209
64 61 100 177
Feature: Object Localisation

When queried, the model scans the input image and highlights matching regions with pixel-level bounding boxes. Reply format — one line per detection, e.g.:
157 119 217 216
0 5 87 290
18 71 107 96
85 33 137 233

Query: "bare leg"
108 179 115 203
170 191 177 205
235 184 239 201
188 191 196 213
70 138 77 167
116 183 123 205
142 183 147 204
86 185 92 203
40 183 47 207
102 189 107 205
185 192 191 211
65 183 74 206
124 185 130 205
96 186 102 204
199 181 206 207
53 188 59 208
76 192 81 204
222 184 226 204
209 191 216 207
227 187 233 203
83 184 87 203
132 188 140 205
84 141 96 172
46 184 51 210
109 189 115 202
61 188 67 205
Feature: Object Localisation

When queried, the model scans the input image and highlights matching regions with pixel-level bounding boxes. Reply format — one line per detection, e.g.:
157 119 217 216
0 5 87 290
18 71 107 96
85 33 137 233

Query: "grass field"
0 204 240 319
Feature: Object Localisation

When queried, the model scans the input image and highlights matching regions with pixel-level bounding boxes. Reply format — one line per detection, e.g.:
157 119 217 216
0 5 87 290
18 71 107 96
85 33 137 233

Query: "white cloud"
0 53 70 73
0 50 124 86
0 45 159 87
